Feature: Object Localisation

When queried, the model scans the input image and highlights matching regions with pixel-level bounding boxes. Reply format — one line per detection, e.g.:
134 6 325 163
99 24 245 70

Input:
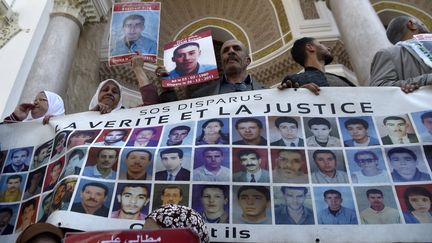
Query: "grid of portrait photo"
1 110 432 234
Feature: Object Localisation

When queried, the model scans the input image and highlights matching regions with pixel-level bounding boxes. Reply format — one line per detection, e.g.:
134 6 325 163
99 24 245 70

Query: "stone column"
326 0 392 86
20 0 110 102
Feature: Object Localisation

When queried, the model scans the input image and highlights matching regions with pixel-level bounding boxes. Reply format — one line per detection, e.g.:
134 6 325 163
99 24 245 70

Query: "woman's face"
31 92 49 118
409 194 431 212
98 81 120 109
204 122 222 135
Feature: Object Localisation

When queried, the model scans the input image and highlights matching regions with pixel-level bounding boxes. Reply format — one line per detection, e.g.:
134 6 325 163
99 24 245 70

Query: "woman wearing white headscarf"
89 79 123 114
3 91 65 124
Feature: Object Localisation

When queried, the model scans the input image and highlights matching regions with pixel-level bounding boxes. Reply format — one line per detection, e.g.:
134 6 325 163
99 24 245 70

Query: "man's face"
0 211 12 227
55 138 65 153
96 149 118 170
367 193 384 209
201 188 227 215
36 147 50 164
12 150 28 167
240 153 261 173
314 153 337 174
389 152 418 178
6 178 20 192
238 189 268 217
104 131 125 144
161 153 182 171
408 194 431 213
277 151 303 176
422 117 432 134
50 164 62 182
204 150 223 171
69 134 92 146
80 185 106 210
22 205 35 223
168 129 189 144
125 151 151 174
172 45 201 74
385 119 408 138
324 193 342 211
136 130 155 144
310 124 331 141
220 40 250 75
283 189 306 211
347 124 368 142
53 185 66 205
161 188 182 205
278 122 298 140
237 122 261 142
356 153 379 171
123 18 144 41
118 187 148 216
312 40 333 65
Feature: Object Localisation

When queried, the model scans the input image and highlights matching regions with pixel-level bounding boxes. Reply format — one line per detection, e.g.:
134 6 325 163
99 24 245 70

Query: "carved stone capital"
52 0 112 29
0 12 21 48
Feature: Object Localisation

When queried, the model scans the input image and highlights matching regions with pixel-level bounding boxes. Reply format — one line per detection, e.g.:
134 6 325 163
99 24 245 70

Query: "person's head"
202 147 224 172
308 118 332 141
50 162 62 182
172 42 201 74
122 14 145 42
220 39 251 76
21 200 36 223
383 116 409 138
34 143 52 165
291 37 333 67
53 132 67 155
103 129 127 145
366 189 384 210
68 149 85 165
144 204 209 243
237 186 270 220
135 128 156 145
235 118 263 143
200 185 228 215
323 189 342 211
159 148 183 172
31 91 49 119
421 112 432 134
168 125 190 145
275 150 304 176
280 187 308 211
161 186 183 205
313 150 337 174
387 147 418 179
11 148 30 167
96 149 118 171
403 187 431 212
354 150 379 172
53 183 66 206
80 182 108 211
344 118 370 142
6 174 22 192
117 184 149 218
202 119 224 136
16 222 64 243
237 149 262 173
95 79 122 111
0 207 13 227
68 131 95 147
125 149 152 174
274 117 299 140
41 194 52 215
386 16 429 44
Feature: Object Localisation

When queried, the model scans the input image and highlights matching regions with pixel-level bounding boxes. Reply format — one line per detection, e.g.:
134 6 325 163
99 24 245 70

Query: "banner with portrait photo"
0 87 432 242
109 2 161 66
162 30 219 88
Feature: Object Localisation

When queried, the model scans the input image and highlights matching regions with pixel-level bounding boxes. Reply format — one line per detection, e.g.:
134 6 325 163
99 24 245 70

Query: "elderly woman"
196 119 230 145
403 186 432 223
144 204 209 243
3 91 64 124
89 79 123 114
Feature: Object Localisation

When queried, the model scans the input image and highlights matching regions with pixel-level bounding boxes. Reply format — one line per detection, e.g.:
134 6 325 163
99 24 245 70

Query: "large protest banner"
0 87 431 242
